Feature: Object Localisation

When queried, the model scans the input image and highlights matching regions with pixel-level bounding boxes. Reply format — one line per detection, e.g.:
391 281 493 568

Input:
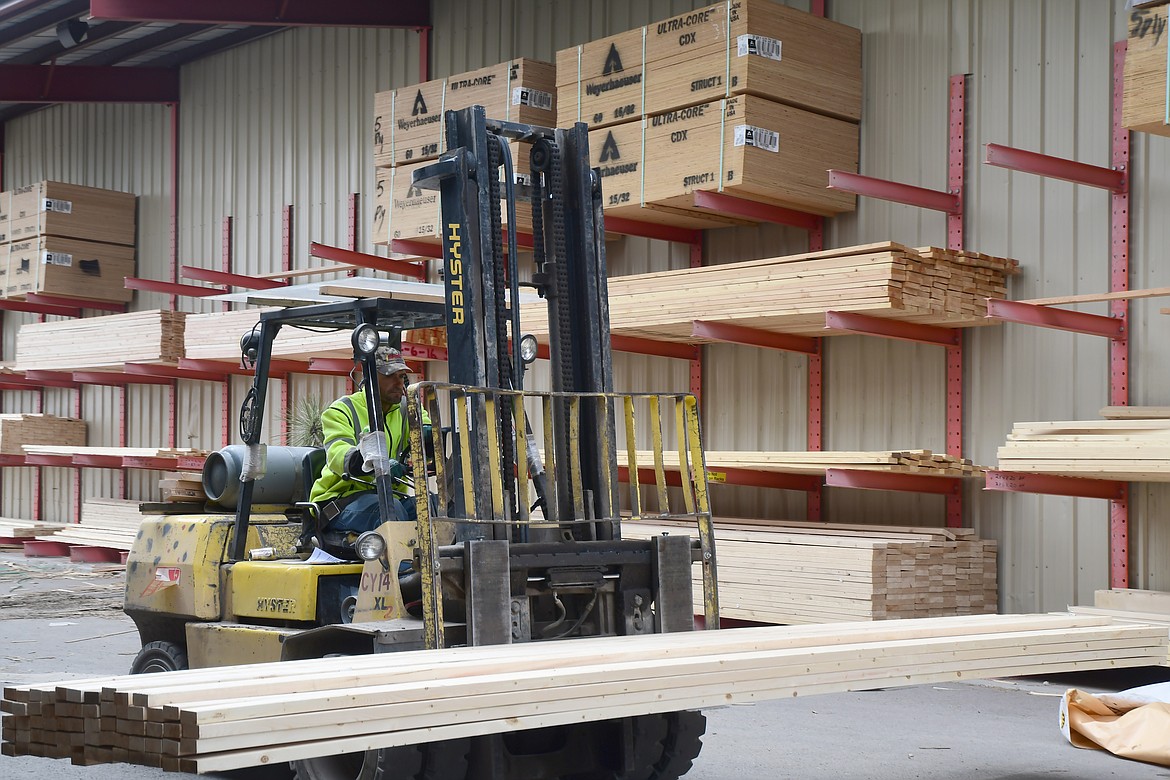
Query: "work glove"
388 458 408 480
344 446 370 477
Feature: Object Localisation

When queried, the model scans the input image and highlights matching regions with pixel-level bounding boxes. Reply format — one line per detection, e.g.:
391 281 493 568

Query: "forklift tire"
374 738 471 780
129 641 189 674
565 711 705 780
291 752 378 780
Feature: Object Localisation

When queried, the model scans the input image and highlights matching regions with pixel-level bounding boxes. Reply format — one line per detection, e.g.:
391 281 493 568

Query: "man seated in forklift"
308 345 429 536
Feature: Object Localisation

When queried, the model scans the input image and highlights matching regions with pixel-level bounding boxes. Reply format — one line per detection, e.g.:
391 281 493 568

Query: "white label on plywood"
737 34 783 62
43 251 73 267
43 198 73 214
733 124 779 153
513 87 553 111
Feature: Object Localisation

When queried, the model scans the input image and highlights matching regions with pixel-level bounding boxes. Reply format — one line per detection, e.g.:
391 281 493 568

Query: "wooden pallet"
2 614 1162 771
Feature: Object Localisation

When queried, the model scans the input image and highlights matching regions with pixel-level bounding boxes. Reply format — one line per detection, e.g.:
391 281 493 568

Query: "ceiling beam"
0 0 89 47
88 0 430 28
0 65 179 102
8 20 144 65
74 22 214 67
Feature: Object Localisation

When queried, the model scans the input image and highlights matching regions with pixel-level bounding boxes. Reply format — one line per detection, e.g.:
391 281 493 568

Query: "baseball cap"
374 346 411 376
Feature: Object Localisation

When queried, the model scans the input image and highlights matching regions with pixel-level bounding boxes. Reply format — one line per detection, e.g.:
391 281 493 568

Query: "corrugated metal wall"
3 0 1168 612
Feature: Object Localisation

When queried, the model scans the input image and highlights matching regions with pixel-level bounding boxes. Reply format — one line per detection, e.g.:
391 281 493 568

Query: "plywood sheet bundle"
625 521 998 624
82 498 149 528
3 614 1162 772
557 0 862 129
997 418 1170 481
0 414 86 455
372 58 556 168
373 146 534 245
3 236 136 302
521 242 1018 342
588 95 859 226
13 310 185 371
0 181 136 247
183 308 350 362
1122 3 1170 137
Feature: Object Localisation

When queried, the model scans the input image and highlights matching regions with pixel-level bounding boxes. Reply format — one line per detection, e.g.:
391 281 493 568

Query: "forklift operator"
308 346 428 535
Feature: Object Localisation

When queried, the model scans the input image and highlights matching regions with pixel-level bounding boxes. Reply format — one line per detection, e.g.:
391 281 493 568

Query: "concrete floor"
3 551 1170 780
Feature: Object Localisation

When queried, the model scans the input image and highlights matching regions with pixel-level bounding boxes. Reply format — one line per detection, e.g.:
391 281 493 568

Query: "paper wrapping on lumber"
2 614 1164 771
997 418 1170 481
13 311 185 371
623 520 997 624
1061 684 1170 767
519 242 1018 343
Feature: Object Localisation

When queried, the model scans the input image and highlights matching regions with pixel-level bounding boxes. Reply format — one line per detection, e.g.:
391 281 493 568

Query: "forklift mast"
414 106 616 538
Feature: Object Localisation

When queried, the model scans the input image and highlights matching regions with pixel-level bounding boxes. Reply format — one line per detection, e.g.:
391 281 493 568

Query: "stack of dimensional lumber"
1070 589 1170 662
183 308 350 363
82 498 148 528
2 614 1161 772
1122 2 1170 137
619 449 984 477
158 472 205 503
0 518 64 544
623 520 997 623
520 243 1019 342
12 310 185 371
23 446 209 465
997 419 1170 481
0 414 85 455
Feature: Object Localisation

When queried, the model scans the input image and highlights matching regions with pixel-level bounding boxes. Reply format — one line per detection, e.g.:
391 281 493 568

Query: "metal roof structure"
0 0 430 128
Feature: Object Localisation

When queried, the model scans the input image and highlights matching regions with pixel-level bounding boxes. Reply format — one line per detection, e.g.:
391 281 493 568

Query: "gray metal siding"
2 0 1168 610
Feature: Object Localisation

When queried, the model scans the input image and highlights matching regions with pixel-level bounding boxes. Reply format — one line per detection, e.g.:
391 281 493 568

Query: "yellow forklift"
122 106 719 780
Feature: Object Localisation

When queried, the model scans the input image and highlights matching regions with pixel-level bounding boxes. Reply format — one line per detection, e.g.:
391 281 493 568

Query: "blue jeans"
325 491 416 535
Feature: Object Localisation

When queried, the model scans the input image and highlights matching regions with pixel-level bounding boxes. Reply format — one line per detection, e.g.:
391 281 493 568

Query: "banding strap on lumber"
1 614 1162 772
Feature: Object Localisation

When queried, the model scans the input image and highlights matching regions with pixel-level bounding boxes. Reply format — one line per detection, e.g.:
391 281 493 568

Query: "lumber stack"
1122 3 1170 137
13 310 185 371
0 414 86 455
0 518 65 544
996 419 1170 481
81 498 148 528
1069 588 1170 663
183 308 350 363
1 614 1162 771
521 243 1018 342
158 472 206 503
623 520 997 623
621 449 985 478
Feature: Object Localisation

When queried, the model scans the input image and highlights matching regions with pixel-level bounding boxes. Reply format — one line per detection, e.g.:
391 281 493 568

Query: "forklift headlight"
355 530 386 562
519 334 539 365
352 324 381 357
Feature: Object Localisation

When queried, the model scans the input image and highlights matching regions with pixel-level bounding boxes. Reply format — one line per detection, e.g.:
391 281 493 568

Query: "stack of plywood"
81 498 148 528
0 181 137 302
29 497 149 551
1122 2 1170 137
624 520 998 624
997 418 1170 481
371 58 556 246
521 243 1019 342
559 0 862 226
13 310 185 371
0 414 86 455
3 614 1161 772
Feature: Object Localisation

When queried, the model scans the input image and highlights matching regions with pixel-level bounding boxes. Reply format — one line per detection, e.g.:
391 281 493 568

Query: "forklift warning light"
141 567 182 597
